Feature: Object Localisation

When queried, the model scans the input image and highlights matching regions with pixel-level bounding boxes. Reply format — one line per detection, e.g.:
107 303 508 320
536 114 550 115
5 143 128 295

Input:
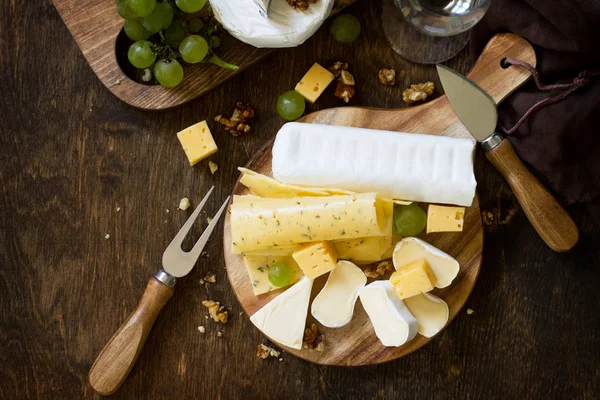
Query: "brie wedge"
311 261 367 328
211 0 335 48
359 281 418 347
250 277 313 349
272 122 477 206
393 237 459 288
404 293 449 338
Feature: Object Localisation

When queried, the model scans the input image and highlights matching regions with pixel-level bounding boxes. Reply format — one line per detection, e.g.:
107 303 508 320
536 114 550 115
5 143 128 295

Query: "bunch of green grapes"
117 0 238 88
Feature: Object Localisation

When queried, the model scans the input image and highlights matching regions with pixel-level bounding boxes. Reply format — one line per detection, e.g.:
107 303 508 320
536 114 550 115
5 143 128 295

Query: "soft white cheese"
272 122 477 206
358 281 418 347
210 0 334 48
249 277 313 349
311 261 367 328
404 292 449 338
392 237 459 288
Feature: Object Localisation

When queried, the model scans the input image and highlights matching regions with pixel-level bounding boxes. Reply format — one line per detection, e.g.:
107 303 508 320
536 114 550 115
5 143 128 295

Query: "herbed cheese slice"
311 261 366 328
243 255 303 296
393 238 459 288
359 281 418 347
403 292 449 338
250 277 313 350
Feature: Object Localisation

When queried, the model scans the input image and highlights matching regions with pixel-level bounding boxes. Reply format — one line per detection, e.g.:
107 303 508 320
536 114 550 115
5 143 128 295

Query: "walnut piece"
378 68 396 86
340 70 355 86
303 323 324 351
256 344 281 359
402 82 435 104
327 61 349 78
216 102 255 136
203 271 216 283
363 260 394 278
286 0 317 11
334 80 355 103
202 300 228 323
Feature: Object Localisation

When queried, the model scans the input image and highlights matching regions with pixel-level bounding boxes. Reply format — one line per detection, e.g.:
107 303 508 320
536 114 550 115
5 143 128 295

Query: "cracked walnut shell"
402 82 435 104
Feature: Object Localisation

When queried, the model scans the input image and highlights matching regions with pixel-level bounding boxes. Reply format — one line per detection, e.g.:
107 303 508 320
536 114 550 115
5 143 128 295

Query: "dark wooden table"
1 0 599 399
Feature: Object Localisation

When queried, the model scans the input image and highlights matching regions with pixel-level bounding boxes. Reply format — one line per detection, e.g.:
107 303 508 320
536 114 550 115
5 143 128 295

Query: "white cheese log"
211 0 334 48
359 281 418 347
311 261 367 328
230 193 385 253
250 277 313 349
272 122 477 206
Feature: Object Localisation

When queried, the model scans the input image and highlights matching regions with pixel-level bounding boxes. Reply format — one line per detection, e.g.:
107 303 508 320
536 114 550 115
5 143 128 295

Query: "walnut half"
378 68 396 86
202 300 228 323
402 82 435 104
334 70 356 103
215 102 255 136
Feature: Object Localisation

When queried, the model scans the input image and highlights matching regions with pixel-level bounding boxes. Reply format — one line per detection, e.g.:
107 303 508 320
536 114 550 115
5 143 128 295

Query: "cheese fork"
88 187 230 395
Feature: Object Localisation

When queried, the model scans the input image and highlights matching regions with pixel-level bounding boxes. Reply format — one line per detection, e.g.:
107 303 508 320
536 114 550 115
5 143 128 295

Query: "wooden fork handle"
88 277 174 395
485 138 579 252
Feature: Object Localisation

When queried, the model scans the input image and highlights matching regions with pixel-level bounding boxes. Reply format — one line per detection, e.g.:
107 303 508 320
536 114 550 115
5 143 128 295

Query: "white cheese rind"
404 292 449 338
250 277 313 349
311 261 367 328
211 0 334 48
358 281 418 347
392 237 460 288
272 122 477 206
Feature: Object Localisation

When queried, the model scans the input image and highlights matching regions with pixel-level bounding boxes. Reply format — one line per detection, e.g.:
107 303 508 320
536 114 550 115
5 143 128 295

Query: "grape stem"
205 54 238 71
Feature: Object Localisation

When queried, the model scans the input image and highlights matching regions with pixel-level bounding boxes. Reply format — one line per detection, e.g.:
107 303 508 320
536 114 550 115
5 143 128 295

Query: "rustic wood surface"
51 0 357 110
1 0 599 399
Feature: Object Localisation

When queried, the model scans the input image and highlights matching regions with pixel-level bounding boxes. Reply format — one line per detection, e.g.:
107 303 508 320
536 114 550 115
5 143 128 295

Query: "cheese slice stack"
211 0 334 48
250 277 313 350
272 122 477 206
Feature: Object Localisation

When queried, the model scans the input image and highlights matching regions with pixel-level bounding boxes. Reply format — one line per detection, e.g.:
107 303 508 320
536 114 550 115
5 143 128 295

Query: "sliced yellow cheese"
233 194 264 204
427 204 465 233
292 241 338 280
230 193 385 253
404 292 449 338
294 63 335 103
392 238 459 288
243 255 303 296
389 259 437 299
176 121 218 166
333 237 382 263
242 245 299 257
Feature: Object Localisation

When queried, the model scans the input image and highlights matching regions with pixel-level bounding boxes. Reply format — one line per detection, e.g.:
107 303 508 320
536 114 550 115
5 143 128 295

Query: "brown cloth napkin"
469 0 600 220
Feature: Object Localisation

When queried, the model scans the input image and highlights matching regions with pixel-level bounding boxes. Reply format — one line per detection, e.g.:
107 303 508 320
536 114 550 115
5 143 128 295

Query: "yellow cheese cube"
292 241 338 280
176 121 218 166
427 205 465 233
295 63 335 103
389 259 437 299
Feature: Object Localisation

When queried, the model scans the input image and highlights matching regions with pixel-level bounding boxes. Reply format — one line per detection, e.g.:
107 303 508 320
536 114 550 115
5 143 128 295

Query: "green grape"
330 14 361 43
154 59 184 88
179 35 209 64
268 262 293 287
210 36 221 48
127 40 156 69
117 0 138 19
187 17 204 33
141 1 173 33
126 0 156 18
276 91 305 121
124 19 152 41
165 21 186 47
393 204 427 237
176 0 207 13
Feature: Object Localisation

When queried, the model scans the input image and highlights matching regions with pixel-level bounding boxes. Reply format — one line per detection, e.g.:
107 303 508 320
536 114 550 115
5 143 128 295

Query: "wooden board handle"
485 139 579 252
88 277 174 395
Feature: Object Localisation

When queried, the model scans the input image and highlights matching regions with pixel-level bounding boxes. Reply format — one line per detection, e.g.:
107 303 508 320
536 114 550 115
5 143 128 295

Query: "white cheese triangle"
249 277 313 349
404 292 449 338
311 261 367 328
392 237 459 288
359 281 418 347
211 0 334 48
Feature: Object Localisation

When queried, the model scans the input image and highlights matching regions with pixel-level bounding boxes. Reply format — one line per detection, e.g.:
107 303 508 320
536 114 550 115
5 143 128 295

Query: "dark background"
1 0 598 399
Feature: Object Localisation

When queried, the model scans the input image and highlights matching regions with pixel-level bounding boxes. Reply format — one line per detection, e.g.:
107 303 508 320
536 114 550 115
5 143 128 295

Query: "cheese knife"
436 64 579 252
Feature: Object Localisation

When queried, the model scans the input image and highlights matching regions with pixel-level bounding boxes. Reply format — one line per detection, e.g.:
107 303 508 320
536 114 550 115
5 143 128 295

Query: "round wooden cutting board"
223 34 536 366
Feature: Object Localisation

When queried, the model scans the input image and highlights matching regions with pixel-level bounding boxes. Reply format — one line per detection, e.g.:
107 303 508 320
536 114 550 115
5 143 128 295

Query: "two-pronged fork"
88 187 230 395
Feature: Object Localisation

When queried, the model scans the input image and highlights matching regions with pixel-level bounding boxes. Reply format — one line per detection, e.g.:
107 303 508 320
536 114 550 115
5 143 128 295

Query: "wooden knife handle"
88 277 174 395
485 139 579 252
